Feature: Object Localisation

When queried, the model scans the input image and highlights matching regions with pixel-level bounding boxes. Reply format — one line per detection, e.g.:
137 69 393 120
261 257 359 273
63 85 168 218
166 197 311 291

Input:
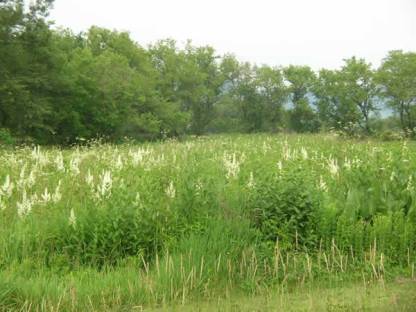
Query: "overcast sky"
49 0 416 70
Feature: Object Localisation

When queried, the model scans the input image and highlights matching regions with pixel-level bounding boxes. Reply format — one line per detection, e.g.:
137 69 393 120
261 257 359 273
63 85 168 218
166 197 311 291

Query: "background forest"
1 0 416 145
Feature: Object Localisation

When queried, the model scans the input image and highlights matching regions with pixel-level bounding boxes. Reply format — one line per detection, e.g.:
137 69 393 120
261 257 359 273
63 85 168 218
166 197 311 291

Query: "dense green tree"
377 51 416 135
0 0 56 142
207 54 244 132
340 57 378 133
255 66 288 131
235 63 265 132
149 41 224 135
283 65 319 132
283 65 315 104
314 69 361 133
183 44 224 134
215 61 288 133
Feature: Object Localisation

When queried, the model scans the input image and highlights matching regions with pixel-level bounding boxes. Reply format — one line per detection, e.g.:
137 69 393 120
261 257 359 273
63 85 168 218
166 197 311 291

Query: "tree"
216 61 288 133
283 65 319 132
340 57 378 134
235 63 264 132
314 69 361 134
377 51 416 135
0 0 56 142
207 54 243 132
149 40 223 135
255 65 288 131
184 43 223 134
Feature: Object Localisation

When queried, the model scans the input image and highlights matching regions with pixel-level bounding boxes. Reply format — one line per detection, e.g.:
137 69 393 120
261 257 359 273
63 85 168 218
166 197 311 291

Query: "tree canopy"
0 0 415 144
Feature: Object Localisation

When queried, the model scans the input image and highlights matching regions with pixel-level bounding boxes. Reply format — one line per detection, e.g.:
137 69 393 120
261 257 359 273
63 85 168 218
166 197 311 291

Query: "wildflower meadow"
0 134 415 310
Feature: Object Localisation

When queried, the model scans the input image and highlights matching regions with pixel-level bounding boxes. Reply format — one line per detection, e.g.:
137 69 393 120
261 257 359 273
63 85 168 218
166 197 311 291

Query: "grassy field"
0 134 415 311
158 280 416 311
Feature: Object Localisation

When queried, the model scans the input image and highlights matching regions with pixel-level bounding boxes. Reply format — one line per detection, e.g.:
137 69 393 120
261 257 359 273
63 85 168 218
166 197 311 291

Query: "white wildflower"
328 158 339 177
30 193 39 205
185 142 193 150
301 147 308 160
70 159 80 175
0 195 5 210
262 142 271 154
17 165 26 188
96 170 112 199
27 170 36 187
402 141 408 152
1 175 14 197
19 165 26 179
277 161 283 171
130 148 150 166
41 187 51 203
318 176 328 192
68 208 76 227
133 192 141 206
195 180 203 195
55 152 65 172
247 172 255 189
31 145 41 160
343 157 351 170
115 155 123 170
407 176 414 192
165 181 176 199
223 153 240 179
31 146 48 166
69 157 81 175
17 189 32 218
283 148 291 160
282 140 291 160
85 169 94 186
130 150 143 166
352 157 362 168
52 181 62 203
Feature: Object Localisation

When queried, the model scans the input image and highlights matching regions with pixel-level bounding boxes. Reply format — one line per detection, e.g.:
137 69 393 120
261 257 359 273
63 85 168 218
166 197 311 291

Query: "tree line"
1 0 416 144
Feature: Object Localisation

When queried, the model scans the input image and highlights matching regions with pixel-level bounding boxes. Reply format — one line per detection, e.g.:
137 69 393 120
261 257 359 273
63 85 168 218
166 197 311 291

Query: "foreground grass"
160 280 416 312
2 268 414 311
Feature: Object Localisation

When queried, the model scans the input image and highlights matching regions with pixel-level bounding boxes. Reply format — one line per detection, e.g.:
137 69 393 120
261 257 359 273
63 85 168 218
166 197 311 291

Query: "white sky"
49 0 416 70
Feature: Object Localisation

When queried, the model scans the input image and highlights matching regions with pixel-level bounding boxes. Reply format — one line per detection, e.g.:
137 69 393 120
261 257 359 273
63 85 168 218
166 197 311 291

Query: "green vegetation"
1 1 416 310
1 1 416 145
0 134 415 310
160 281 416 311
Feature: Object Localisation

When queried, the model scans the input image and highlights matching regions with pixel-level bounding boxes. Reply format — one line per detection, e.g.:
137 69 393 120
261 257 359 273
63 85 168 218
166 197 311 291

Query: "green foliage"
289 98 321 133
377 51 416 136
0 1 414 142
314 69 360 133
0 280 24 311
56 203 177 266
340 57 379 134
247 170 320 250
0 128 15 146
283 65 320 133
313 58 379 136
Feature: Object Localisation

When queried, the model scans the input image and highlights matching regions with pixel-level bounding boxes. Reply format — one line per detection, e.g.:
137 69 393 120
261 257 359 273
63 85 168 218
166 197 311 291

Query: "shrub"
0 128 15 146
247 170 320 251
378 130 405 141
